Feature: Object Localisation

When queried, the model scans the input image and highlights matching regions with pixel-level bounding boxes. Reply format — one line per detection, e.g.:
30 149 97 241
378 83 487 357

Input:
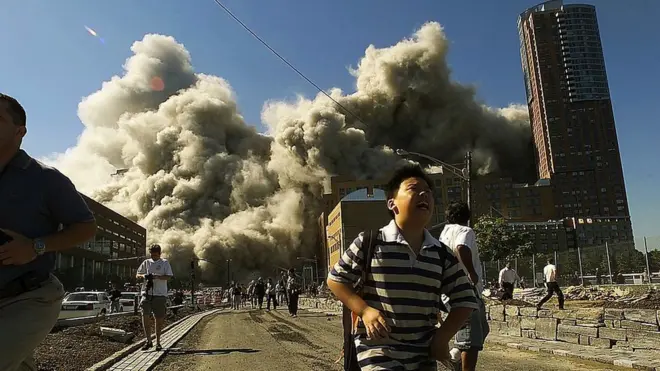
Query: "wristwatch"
33 238 46 256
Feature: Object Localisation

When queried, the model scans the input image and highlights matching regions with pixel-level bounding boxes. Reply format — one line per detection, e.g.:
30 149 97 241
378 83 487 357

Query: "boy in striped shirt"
328 164 478 370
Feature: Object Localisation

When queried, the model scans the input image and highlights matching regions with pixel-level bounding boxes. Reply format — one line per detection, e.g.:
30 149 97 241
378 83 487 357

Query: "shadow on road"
294 313 336 318
168 348 260 356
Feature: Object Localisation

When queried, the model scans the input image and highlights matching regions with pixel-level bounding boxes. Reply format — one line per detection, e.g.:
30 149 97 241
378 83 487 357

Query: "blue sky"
1 0 658 245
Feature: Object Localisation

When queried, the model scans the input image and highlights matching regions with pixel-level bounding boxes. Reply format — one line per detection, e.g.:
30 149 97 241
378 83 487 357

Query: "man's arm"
136 261 147 279
454 229 479 284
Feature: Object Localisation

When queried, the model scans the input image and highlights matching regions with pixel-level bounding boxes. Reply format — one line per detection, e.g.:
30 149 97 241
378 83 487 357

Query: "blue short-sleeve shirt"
0 149 95 289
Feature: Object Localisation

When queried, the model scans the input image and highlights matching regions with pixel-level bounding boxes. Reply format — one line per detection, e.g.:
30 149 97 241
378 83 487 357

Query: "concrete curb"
86 309 219 371
487 338 659 370
56 311 133 328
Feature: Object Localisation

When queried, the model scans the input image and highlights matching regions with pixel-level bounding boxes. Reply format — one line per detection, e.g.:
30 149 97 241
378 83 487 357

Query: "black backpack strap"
357 230 379 295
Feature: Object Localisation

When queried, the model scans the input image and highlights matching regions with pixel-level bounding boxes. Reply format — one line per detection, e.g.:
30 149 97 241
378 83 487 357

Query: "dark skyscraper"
518 1 633 245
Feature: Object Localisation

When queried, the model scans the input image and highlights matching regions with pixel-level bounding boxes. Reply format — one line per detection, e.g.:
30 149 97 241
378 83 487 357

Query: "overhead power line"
211 0 364 124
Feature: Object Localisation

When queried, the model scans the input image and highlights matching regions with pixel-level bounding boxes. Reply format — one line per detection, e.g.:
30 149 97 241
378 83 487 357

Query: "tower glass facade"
518 1 633 246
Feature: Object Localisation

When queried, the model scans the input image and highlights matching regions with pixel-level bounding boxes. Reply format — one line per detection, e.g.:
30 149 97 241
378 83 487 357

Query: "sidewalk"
89 308 222 371
487 333 660 370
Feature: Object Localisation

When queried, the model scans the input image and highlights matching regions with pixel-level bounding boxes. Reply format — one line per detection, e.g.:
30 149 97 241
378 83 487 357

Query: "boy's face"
388 176 434 226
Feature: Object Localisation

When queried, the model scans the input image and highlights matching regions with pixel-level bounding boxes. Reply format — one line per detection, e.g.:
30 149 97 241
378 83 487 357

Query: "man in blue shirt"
0 93 97 371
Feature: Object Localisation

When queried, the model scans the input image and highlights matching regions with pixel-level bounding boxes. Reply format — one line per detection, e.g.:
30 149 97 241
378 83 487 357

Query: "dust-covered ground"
35 308 192 371
155 308 628 371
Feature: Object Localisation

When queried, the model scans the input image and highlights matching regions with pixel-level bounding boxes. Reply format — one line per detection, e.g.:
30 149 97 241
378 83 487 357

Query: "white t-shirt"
439 224 483 294
499 268 519 285
544 264 557 283
137 258 174 297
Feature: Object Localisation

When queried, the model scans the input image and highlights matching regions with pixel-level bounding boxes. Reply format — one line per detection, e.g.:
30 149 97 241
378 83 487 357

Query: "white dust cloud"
45 23 530 279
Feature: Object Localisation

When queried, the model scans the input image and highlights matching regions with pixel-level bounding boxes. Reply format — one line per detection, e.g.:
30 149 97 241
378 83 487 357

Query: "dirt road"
156 308 628 370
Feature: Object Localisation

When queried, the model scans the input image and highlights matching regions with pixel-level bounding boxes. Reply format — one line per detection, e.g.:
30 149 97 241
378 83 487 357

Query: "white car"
59 291 112 319
119 292 141 313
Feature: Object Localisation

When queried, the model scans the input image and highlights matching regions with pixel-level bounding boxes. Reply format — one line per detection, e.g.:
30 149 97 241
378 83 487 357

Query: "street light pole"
226 259 232 286
190 259 196 310
314 254 319 285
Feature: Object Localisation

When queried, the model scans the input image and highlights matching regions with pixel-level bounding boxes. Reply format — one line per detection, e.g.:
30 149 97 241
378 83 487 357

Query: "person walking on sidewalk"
498 262 520 301
537 259 565 310
136 244 174 351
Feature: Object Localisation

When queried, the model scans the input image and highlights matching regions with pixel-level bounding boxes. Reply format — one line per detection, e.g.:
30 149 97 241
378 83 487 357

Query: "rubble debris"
100 327 135 344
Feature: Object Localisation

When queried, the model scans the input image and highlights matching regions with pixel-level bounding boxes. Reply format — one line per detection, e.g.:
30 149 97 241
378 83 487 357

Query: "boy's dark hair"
385 164 434 218
445 201 471 225
0 93 27 127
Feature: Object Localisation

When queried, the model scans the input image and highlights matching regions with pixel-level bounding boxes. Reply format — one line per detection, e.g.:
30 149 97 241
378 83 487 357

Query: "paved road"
155 308 628 371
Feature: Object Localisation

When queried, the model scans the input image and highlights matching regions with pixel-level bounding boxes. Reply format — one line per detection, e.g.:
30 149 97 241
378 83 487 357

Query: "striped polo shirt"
328 219 478 370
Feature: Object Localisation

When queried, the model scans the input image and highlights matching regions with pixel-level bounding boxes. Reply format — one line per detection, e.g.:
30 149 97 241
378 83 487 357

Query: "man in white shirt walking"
439 202 489 371
498 262 520 300
136 244 174 351
537 259 564 310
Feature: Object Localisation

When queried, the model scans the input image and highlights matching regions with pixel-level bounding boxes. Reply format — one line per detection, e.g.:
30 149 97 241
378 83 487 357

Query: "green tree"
648 250 660 273
473 215 534 262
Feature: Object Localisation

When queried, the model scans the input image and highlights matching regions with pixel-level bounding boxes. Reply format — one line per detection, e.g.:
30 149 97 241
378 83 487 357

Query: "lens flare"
150 76 165 92
84 25 105 44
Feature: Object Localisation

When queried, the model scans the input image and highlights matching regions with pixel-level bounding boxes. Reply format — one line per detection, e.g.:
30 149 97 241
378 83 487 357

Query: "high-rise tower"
518 1 633 245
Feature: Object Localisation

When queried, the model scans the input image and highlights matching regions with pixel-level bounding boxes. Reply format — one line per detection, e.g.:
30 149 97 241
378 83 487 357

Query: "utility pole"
314 254 319 285
226 259 231 286
644 237 651 283
190 259 195 310
605 241 613 284
466 151 473 227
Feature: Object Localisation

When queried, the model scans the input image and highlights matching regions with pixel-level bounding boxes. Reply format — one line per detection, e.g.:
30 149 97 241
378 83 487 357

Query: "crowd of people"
226 267 304 317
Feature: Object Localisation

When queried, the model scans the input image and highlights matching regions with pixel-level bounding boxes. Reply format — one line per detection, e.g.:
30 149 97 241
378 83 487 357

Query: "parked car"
119 292 141 313
58 291 112 319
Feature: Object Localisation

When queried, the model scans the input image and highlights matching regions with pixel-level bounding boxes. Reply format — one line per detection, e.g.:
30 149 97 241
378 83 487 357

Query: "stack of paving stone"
486 304 660 353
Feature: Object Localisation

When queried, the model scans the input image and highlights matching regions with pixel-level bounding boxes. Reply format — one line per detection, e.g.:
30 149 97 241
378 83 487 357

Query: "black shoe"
155 344 163 351
141 342 153 351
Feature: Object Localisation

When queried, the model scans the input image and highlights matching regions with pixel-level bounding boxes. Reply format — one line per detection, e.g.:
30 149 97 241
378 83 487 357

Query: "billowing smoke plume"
45 22 531 279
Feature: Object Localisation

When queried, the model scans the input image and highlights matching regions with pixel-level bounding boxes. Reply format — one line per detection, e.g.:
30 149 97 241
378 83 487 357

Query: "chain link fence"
483 235 660 287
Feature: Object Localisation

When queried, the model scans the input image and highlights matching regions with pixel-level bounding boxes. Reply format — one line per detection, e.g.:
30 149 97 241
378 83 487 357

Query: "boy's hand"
429 330 451 365
361 307 391 339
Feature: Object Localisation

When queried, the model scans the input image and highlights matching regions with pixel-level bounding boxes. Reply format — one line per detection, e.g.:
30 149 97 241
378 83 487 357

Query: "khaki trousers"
0 275 65 371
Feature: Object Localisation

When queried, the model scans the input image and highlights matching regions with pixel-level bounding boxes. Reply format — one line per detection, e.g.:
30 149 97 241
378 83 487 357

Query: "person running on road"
266 278 278 311
286 268 301 317
247 280 255 308
255 277 266 310
537 259 565 310
232 284 242 310
277 279 287 306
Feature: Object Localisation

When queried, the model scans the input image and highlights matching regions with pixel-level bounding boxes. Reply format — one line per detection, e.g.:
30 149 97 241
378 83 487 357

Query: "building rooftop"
340 188 386 202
